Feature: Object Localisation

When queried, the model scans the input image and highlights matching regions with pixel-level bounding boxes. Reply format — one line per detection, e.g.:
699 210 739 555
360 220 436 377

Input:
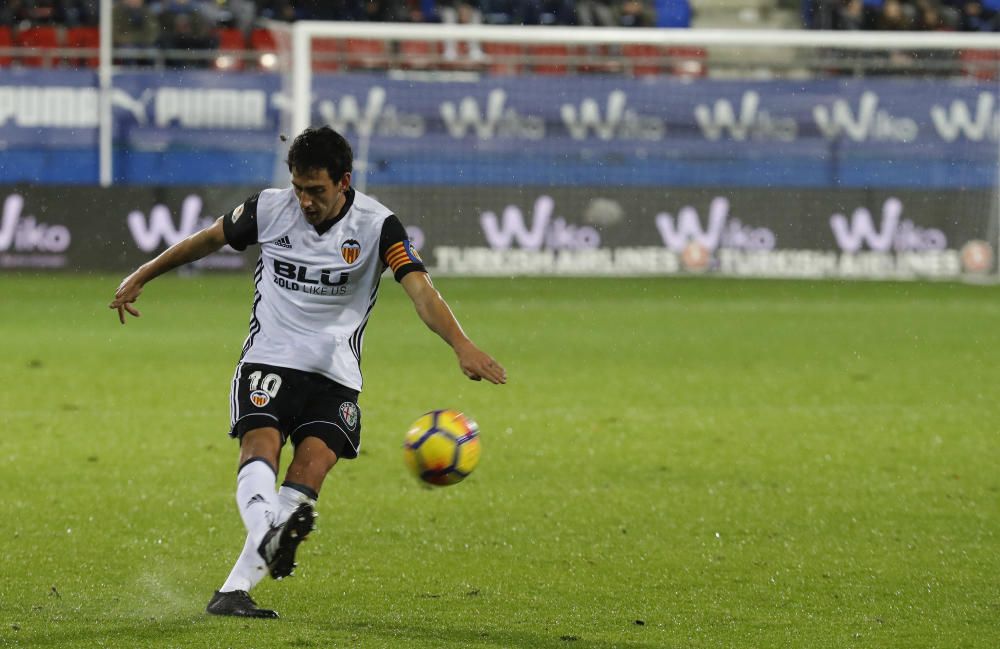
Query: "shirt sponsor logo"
272 260 350 295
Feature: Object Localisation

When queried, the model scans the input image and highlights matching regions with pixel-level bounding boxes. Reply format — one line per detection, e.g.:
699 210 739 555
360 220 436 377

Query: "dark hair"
286 126 353 180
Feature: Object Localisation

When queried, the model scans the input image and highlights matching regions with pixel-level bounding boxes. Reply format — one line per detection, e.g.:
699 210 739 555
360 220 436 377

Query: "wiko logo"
440 89 543 140
127 195 222 253
930 92 1000 142
829 198 946 252
480 196 600 250
560 91 664 141
318 87 424 138
694 91 796 141
0 194 71 252
655 197 775 252
813 91 917 142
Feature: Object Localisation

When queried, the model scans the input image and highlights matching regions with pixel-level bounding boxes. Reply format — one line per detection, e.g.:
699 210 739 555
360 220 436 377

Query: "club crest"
249 390 270 407
339 402 359 430
342 239 361 264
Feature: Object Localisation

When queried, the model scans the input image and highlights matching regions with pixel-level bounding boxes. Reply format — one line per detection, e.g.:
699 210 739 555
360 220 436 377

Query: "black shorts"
229 362 362 460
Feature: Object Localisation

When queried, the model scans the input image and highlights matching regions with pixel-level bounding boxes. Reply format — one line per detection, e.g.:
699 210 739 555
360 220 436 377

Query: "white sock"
277 483 317 525
235 459 279 544
219 459 280 594
218 483 319 593
219 533 268 593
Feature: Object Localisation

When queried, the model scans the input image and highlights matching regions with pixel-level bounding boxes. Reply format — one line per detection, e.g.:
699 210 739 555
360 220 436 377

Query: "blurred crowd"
11 0 1000 38
0 0 688 36
811 0 1000 31
256 0 675 26
0 0 697 71
0 0 99 25
0 0 690 68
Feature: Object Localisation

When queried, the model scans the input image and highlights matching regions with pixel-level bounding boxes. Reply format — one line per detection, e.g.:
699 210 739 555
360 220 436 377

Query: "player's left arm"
401 272 507 385
109 216 229 324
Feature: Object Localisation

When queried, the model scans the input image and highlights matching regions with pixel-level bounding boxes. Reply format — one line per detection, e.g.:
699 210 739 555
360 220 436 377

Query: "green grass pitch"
1 274 998 648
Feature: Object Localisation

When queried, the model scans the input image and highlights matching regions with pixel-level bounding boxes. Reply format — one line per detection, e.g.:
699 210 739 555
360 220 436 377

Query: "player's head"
286 126 353 181
287 127 354 225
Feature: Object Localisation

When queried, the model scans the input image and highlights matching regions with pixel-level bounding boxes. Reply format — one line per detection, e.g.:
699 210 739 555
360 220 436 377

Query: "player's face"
291 167 350 225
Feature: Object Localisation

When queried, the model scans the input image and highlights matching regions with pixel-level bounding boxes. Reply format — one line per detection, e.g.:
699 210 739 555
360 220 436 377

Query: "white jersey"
223 186 424 391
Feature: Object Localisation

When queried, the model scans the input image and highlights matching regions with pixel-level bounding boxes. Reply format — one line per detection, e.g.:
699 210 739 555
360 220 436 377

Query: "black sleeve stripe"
223 193 260 252
379 214 407 264
394 263 427 283
379 214 427 282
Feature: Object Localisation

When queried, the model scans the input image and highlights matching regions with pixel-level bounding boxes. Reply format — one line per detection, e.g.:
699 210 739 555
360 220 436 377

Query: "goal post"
267 21 1000 281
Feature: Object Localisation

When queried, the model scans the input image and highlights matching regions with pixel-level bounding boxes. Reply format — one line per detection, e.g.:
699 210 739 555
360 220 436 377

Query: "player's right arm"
109 216 228 324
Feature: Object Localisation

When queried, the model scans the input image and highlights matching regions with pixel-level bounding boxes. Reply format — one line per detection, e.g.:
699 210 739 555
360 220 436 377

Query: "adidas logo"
274 236 292 249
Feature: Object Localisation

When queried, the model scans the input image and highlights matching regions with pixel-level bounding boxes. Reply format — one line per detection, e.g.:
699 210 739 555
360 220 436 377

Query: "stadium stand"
0 0 994 73
66 25 100 67
248 26 278 68
213 26 247 69
398 38 442 69
804 0 998 31
13 25 61 67
0 26 12 67
481 41 526 74
528 43 573 74
309 36 341 71
344 37 391 69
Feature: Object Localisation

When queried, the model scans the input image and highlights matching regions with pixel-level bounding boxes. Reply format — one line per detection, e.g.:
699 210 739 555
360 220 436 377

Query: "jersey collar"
313 187 355 236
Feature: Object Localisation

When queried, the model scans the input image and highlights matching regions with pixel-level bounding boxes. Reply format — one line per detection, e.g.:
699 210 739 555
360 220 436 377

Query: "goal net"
266 22 1000 281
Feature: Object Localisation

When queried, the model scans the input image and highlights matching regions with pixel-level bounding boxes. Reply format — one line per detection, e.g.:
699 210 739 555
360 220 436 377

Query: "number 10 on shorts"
248 370 282 407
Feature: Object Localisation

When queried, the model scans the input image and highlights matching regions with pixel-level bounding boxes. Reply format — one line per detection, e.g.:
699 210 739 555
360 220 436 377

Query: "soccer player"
109 126 507 618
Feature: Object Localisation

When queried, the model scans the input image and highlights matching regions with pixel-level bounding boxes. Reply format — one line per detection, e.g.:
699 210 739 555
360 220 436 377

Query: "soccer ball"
403 409 481 486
